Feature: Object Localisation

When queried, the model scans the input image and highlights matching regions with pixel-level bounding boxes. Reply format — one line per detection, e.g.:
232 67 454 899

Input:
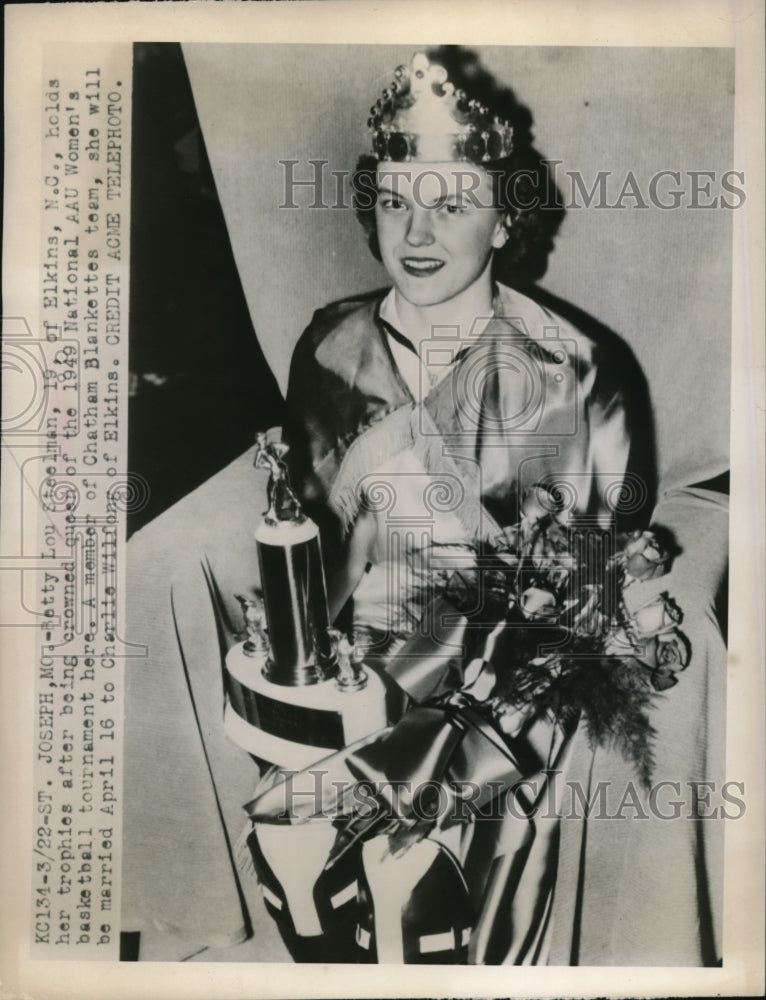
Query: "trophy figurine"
253 431 304 525
328 628 368 692
235 594 269 658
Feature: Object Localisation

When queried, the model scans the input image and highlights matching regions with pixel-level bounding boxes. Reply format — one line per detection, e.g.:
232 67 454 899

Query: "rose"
520 485 561 524
656 631 691 671
636 630 691 691
605 628 690 691
491 700 529 738
605 617 690 690
630 594 682 638
622 530 669 583
519 585 558 622
633 631 689 671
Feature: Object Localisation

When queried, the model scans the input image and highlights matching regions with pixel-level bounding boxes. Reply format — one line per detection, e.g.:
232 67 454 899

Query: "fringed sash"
327 399 502 545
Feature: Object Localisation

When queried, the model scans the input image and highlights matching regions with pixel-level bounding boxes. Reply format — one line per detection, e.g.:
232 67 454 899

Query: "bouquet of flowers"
440 485 691 788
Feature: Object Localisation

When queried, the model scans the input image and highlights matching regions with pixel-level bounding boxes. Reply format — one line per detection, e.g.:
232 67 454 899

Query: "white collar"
379 288 494 400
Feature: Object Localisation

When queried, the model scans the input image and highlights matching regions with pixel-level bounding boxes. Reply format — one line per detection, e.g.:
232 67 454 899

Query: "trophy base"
224 641 388 769
224 702 340 770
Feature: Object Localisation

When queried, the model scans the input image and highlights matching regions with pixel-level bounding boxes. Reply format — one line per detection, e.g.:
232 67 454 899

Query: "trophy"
223 433 388 769
252 430 333 686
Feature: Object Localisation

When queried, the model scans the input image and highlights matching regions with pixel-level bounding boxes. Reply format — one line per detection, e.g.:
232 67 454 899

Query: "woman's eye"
380 197 406 211
444 202 466 215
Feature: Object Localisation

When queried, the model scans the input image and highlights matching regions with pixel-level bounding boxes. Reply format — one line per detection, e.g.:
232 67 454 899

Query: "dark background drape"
128 42 283 535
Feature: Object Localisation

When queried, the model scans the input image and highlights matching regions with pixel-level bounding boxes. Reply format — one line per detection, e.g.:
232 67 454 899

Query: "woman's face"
374 162 506 308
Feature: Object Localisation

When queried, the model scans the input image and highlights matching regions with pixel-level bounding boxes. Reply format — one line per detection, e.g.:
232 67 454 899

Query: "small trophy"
235 594 269 659
328 628 368 692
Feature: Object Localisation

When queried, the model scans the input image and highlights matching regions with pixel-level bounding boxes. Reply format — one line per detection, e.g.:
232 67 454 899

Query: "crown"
368 52 514 164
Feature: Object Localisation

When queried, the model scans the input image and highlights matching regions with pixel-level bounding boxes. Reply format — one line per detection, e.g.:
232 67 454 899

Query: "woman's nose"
405 207 435 247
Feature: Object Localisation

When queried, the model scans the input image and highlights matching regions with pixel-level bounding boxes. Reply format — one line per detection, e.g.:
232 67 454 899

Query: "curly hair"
351 46 565 285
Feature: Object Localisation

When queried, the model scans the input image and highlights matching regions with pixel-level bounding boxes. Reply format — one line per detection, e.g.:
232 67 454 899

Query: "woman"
258 51 634 964
284 52 631 653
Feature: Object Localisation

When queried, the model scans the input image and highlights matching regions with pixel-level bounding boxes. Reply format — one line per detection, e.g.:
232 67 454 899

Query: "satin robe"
286 281 629 525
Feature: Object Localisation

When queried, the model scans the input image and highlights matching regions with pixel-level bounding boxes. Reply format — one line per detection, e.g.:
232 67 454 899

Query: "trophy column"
223 434 388 769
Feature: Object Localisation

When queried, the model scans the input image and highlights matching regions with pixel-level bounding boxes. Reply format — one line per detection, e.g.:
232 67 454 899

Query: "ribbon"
244 587 562 879
242 588 568 966
245 693 554 860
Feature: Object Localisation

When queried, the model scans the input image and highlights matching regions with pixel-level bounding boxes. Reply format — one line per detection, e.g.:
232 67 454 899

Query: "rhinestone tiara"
368 52 514 164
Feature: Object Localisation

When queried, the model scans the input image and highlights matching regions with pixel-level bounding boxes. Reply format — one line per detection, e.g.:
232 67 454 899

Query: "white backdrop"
183 43 734 491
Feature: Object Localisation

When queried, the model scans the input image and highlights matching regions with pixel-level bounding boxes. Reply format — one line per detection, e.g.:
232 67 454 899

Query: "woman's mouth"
400 257 445 277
